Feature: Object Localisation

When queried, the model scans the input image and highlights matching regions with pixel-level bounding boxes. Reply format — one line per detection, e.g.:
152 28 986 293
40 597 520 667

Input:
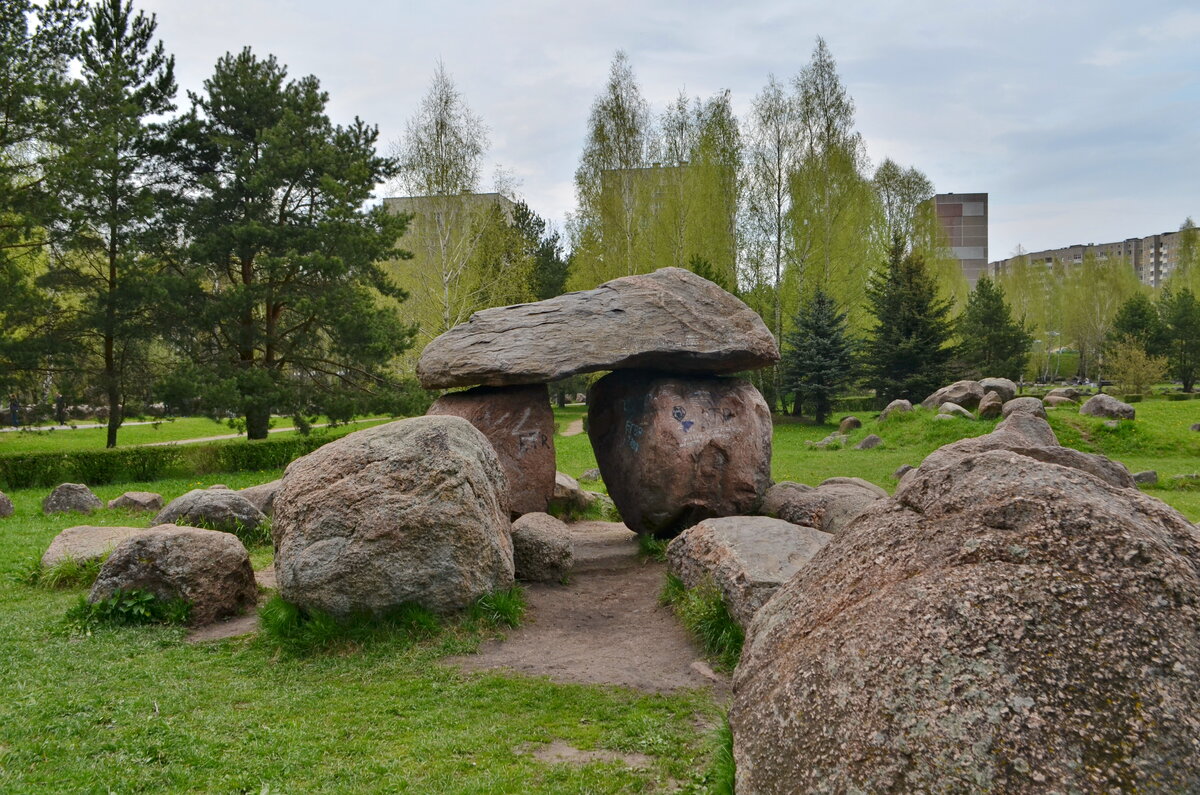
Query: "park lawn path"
561 418 585 436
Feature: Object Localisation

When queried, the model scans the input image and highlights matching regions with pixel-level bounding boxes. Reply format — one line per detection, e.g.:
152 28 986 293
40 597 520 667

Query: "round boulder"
510 512 573 583
1080 393 1136 420
879 399 913 420
42 525 146 568
921 380 984 410
238 479 281 517
1002 396 1047 420
978 377 1017 403
273 416 514 618
1043 394 1077 408
587 371 772 538
837 416 861 433
0 491 13 519
854 433 883 450
938 401 974 419
977 390 1004 419
154 489 266 536
42 483 102 515
107 491 163 511
732 449 1200 793
89 524 256 626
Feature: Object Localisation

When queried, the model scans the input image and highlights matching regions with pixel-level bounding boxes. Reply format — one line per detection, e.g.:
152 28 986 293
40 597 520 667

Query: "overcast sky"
139 0 1199 262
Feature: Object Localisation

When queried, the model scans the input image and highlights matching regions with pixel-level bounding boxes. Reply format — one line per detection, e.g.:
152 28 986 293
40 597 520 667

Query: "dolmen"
417 268 780 536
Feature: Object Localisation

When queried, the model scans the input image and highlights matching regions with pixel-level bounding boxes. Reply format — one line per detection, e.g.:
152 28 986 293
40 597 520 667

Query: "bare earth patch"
522 739 652 768
185 564 275 642
448 520 730 695
561 418 585 436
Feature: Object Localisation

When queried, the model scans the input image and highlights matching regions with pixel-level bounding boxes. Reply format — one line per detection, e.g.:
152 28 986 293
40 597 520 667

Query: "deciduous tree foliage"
781 287 854 423
1110 291 1166 354
954 276 1032 381
40 0 176 447
1159 287 1200 392
1060 251 1141 380
861 236 955 403
168 48 413 439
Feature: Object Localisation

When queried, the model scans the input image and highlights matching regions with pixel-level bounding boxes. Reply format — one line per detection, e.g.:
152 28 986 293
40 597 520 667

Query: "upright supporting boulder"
427 384 555 515
273 416 514 617
587 371 772 538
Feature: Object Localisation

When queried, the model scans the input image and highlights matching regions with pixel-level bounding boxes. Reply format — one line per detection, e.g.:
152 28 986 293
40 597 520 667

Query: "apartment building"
930 193 989 286
989 227 1192 288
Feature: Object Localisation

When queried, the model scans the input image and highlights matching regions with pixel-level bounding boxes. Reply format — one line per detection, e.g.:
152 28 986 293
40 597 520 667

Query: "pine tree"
781 287 853 423
862 236 955 403
955 276 1033 380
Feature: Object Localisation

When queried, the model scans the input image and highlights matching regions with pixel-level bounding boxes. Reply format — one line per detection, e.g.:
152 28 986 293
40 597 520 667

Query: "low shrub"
24 556 105 589
466 586 527 629
660 573 743 671
1122 394 1144 403
1167 393 1194 401
65 589 191 630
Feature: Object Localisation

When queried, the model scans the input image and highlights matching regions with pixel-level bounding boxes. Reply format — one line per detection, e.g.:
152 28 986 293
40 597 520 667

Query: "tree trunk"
105 217 120 449
246 405 270 440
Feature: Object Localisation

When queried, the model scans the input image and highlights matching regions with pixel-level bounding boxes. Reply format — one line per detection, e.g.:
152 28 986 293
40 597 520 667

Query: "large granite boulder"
1081 393 1136 420
0 491 12 518
977 390 1004 419
154 489 266 536
666 516 832 630
107 491 163 511
879 399 912 420
587 371 772 537
759 477 886 535
510 512 573 583
238 479 281 517
41 525 146 568
978 377 1017 402
417 267 779 389
89 525 256 626
273 416 514 617
732 446 1200 793
427 383 555 515
919 412 1135 489
1001 395 1047 420
921 380 984 410
42 483 102 515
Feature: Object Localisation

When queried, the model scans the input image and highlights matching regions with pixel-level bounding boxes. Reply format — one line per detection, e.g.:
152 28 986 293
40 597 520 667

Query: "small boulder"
1191 422 1200 432
107 491 163 512
1002 396 1047 420
1046 386 1085 401
978 377 1017 402
0 491 12 518
1043 394 1077 408
239 479 281 517
578 468 602 483
273 416 514 618
1133 470 1158 486
206 484 230 490
1081 393 1136 420
892 464 914 479
510 512 574 583
977 390 1003 419
938 401 974 419
42 483 102 515
810 432 848 448
854 434 883 450
155 489 266 536
550 471 592 515
921 380 984 410
89 524 256 626
931 413 956 422
667 516 832 629
42 525 146 568
760 478 885 535
837 416 861 433
879 399 912 420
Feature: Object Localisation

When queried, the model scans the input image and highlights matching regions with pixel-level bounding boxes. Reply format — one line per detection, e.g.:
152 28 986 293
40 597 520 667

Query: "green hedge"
831 396 881 413
0 428 368 490
1122 394 1144 403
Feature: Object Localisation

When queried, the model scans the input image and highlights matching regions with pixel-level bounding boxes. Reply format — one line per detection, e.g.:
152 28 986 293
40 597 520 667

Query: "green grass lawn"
0 416 393 455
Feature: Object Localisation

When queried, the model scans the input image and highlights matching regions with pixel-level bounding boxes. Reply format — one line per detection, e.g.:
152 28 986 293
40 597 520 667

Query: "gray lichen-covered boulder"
510 512 573 583
1046 386 1085 401
977 390 1004 419
1002 395 1047 420
759 477 886 535
107 491 163 511
837 416 861 433
417 267 779 389
42 483 102 515
921 412 1136 489
427 383 556 515
1134 470 1158 485
921 380 984 410
0 491 12 518
154 489 266 535
938 401 974 419
879 398 912 420
587 371 772 537
666 516 831 630
89 524 256 626
731 446 1200 793
273 416 514 617
42 525 146 568
978 377 1017 403
1081 393 1136 420
1044 394 1078 408
854 433 882 450
238 479 281 517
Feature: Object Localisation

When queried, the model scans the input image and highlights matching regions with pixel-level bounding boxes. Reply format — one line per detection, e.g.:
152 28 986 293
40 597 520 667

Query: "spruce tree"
862 235 954 403
1159 288 1200 392
955 275 1033 380
1110 291 1166 354
782 287 853 423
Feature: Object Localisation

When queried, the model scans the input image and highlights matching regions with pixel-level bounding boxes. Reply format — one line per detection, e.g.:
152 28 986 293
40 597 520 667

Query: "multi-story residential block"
927 193 989 286
989 227 1191 288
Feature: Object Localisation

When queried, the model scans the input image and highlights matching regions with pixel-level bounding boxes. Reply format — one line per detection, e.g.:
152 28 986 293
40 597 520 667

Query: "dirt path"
448 521 730 695
561 418 585 437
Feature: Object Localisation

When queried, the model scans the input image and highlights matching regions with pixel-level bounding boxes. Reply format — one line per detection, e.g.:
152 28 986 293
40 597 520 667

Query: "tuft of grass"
26 555 105 589
258 595 442 656
660 573 744 671
65 588 190 631
706 714 737 795
467 585 527 629
637 534 669 563
185 515 273 549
